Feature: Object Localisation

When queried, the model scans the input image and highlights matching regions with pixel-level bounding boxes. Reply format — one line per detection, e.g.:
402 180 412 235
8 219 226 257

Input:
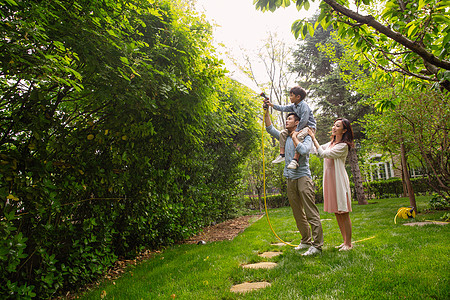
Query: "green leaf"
307 22 314 37
317 11 326 23
304 0 310 10
433 14 450 24
4 0 18 5
443 32 450 46
381 1 396 19
337 24 348 38
321 18 332 31
355 38 363 49
437 0 450 10
302 23 308 39
407 24 417 37
106 29 118 38
281 0 291 8
418 0 426 10
291 19 303 39
53 41 66 51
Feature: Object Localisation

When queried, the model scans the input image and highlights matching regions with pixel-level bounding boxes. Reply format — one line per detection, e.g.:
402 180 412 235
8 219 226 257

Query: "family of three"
264 86 354 255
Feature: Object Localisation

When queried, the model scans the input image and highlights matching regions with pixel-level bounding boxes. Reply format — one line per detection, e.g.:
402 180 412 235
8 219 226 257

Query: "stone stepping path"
230 251 282 293
230 281 271 293
242 262 278 269
404 221 448 226
258 251 282 258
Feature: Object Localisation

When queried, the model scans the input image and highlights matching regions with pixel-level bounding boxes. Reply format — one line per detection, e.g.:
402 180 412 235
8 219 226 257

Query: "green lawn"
80 196 449 299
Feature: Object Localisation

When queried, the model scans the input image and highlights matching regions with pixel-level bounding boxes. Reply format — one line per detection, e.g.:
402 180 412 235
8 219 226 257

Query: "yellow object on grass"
394 207 415 224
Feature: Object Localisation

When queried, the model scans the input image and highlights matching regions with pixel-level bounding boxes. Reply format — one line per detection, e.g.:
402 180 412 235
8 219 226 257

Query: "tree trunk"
400 139 417 212
348 147 368 205
255 187 263 213
400 164 408 197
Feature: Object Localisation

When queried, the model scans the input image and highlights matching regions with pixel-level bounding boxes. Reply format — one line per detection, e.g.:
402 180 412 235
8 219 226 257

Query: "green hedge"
363 177 440 199
243 194 288 210
244 192 326 209
0 1 259 299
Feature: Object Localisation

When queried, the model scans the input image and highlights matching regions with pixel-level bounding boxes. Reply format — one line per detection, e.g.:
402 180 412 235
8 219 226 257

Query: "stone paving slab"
403 221 448 226
242 262 277 269
258 251 282 258
230 281 271 293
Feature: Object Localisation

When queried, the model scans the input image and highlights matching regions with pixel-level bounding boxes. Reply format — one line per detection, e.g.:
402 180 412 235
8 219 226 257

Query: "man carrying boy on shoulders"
264 107 323 256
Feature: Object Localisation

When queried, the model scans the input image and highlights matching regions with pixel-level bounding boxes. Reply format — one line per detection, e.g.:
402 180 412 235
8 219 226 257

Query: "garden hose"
394 207 415 224
261 107 296 247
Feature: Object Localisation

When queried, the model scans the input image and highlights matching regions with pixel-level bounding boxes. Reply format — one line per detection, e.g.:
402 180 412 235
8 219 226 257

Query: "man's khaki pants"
286 176 324 250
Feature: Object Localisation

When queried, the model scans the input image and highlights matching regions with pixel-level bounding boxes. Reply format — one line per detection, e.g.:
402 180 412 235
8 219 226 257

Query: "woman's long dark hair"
331 118 354 149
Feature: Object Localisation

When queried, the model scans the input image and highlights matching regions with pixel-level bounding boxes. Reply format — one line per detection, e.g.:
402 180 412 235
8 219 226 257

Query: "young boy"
264 86 316 169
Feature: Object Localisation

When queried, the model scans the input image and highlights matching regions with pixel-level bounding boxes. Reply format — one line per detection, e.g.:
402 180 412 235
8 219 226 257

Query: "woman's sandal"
339 245 353 251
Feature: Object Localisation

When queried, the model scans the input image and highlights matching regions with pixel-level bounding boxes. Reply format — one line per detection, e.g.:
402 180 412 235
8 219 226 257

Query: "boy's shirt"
265 124 312 180
273 101 316 131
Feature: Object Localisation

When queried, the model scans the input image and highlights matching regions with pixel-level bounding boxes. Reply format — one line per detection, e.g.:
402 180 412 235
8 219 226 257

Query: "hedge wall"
0 1 259 299
363 176 440 199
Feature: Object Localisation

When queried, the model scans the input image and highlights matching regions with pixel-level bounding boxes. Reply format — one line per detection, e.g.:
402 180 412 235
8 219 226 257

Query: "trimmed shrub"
363 176 442 199
244 194 289 210
428 193 450 210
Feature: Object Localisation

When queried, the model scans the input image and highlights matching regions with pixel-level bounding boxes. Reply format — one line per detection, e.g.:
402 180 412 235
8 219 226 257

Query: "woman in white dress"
308 118 355 251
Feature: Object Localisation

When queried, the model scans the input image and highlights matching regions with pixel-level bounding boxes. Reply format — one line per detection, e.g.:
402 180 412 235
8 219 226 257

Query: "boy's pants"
279 127 315 148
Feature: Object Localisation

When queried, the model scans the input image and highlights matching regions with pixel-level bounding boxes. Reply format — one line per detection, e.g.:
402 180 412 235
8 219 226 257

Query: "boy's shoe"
302 246 321 256
272 155 285 164
294 243 310 250
287 160 299 169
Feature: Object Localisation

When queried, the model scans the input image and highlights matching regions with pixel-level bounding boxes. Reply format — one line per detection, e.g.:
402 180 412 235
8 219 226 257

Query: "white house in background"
364 154 425 182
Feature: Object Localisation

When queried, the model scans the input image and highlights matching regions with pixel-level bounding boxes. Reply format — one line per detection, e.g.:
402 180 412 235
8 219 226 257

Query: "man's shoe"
302 246 321 256
294 243 310 250
287 160 299 169
272 155 285 164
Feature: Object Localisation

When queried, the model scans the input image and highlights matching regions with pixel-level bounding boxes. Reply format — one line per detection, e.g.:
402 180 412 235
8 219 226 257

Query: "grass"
80 196 449 299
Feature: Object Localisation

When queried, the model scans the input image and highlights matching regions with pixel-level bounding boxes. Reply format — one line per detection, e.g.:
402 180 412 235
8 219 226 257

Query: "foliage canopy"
254 0 450 92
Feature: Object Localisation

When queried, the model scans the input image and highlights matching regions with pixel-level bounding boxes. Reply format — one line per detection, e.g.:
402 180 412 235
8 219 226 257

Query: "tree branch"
362 52 439 82
323 0 450 71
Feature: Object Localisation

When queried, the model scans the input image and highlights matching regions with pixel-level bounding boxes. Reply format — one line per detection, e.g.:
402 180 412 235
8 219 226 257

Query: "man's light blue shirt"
266 124 312 180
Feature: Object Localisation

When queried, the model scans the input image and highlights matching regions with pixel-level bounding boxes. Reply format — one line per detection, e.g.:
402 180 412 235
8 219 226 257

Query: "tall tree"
361 84 450 200
255 0 450 93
